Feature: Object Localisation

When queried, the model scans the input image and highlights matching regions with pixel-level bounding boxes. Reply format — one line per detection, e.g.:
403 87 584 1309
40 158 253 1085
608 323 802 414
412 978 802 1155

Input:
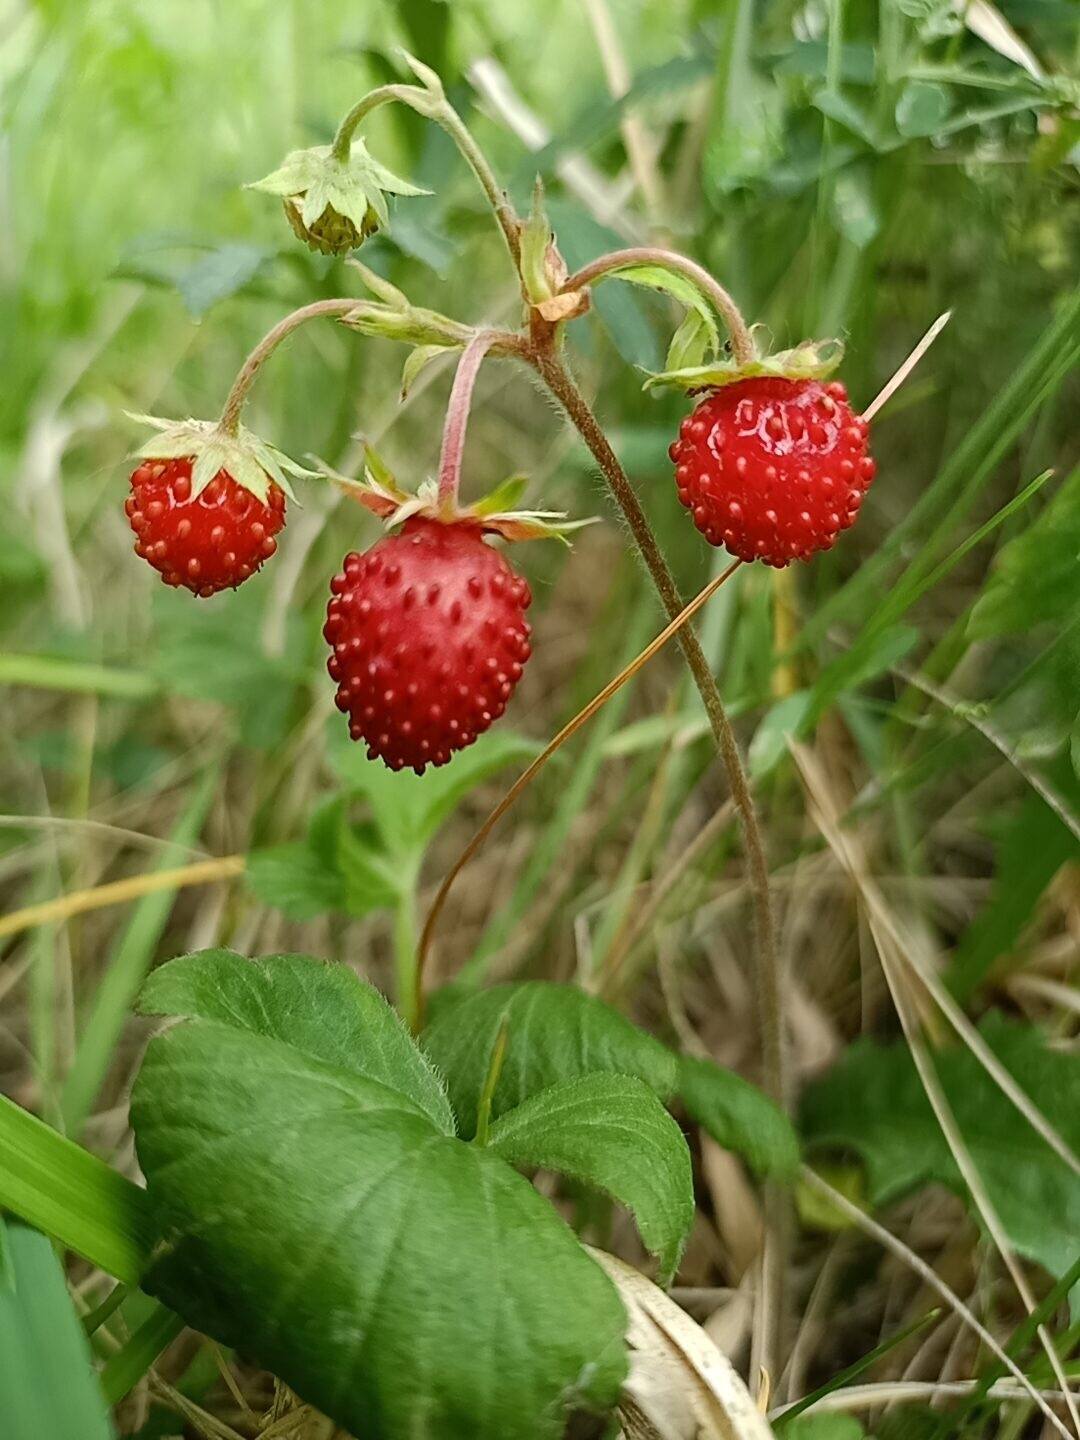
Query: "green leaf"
421 982 678 1138
401 342 456 398
665 308 714 372
132 960 627 1440
590 263 720 353
489 1074 694 1284
781 1416 866 1439
246 841 348 921
329 725 537 857
707 0 784 190
679 1054 800 1179
137 949 453 1133
174 242 269 317
895 81 953 136
801 1018 1080 1299
946 786 1080 1001
0 1220 117 1440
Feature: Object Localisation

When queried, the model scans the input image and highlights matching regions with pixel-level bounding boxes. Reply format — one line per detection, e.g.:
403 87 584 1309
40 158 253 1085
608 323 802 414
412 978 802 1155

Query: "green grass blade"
61 763 221 1134
0 1094 152 1284
0 1219 117 1440
0 653 159 699
100 1302 186 1405
799 287 1080 651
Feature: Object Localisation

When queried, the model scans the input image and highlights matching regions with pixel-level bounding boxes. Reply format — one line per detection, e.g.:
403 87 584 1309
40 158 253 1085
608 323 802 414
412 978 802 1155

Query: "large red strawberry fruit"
669 378 875 566
324 518 533 773
127 458 285 597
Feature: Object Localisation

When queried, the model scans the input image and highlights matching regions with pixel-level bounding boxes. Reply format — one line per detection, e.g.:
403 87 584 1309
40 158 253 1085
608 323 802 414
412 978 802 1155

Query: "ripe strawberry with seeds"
670 377 874 567
124 413 317 596
127 458 285 597
325 518 533 773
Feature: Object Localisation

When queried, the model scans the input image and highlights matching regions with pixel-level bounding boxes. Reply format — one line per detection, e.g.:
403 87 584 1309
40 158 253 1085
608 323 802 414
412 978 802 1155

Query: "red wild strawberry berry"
126 458 285 597
669 378 875 567
324 518 533 773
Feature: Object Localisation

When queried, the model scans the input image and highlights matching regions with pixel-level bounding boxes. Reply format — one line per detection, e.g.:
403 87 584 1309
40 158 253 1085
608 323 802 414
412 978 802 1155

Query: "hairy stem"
218 299 358 436
531 343 788 1366
438 331 501 505
562 247 754 365
330 86 521 267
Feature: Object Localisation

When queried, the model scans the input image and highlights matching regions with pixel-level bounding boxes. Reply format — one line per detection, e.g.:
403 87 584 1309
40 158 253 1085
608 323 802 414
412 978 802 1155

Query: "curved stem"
562 246 754 365
438 331 501 505
330 87 521 267
530 342 788 1366
218 299 358 436
533 347 782 1102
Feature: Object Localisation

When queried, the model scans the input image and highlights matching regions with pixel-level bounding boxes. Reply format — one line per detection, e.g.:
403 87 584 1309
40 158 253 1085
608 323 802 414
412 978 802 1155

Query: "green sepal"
520 178 556 305
341 300 473 349
322 452 598 545
126 413 319 504
249 141 429 255
644 337 845 393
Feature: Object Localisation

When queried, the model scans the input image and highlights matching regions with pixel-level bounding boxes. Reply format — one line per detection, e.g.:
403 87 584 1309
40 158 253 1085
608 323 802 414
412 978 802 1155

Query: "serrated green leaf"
138 950 452 1132
801 1017 1080 1300
421 983 679 1138
131 957 627 1440
678 1054 799 1179
0 1220 117 1440
489 1074 694 1284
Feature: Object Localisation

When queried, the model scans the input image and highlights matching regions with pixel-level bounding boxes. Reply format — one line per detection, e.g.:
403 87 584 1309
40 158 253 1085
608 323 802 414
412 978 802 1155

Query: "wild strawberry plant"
7 30 1076 1440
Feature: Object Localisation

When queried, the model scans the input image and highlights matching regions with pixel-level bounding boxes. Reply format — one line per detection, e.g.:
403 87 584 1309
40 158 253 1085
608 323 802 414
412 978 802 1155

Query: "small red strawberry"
324 518 533 773
127 458 285 597
669 378 875 567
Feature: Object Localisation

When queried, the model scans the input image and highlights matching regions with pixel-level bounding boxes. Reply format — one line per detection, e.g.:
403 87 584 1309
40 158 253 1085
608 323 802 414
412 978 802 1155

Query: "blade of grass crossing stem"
460 596 653 984
0 1094 152 1284
100 1303 186 1405
799 286 1080 650
61 762 222 1134
0 1218 117 1440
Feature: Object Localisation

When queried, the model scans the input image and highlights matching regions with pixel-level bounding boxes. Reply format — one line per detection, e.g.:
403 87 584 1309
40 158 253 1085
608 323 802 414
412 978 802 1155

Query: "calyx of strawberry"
643 333 845 393
325 447 594 545
127 414 317 503
248 142 428 255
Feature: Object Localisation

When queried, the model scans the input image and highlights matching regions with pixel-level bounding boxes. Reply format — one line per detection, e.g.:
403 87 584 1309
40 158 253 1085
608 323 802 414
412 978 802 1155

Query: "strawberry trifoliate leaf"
131 951 627 1440
801 1017 1080 1304
421 983 679 1139
489 1073 695 1285
679 1054 799 1179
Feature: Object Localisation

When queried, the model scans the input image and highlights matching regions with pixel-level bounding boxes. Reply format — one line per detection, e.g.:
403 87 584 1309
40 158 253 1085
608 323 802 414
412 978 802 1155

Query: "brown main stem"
531 342 789 1370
